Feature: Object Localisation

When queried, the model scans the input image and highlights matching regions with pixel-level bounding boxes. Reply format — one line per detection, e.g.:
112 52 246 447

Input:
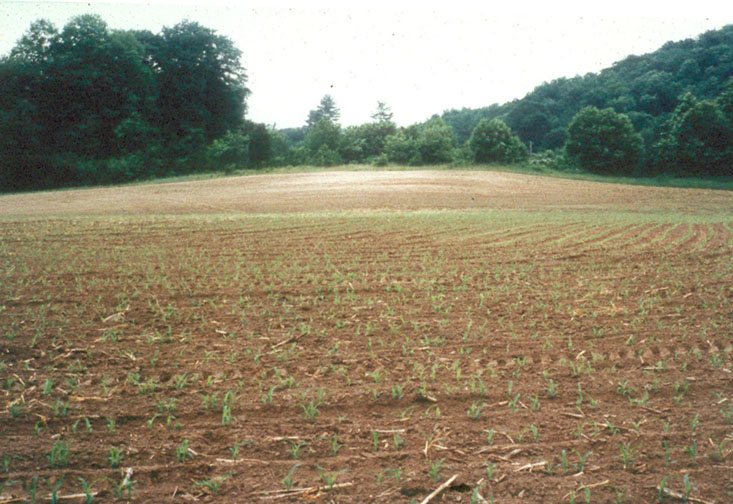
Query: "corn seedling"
619 442 636 470
229 441 243 461
371 431 379 451
316 465 342 489
78 478 96 504
288 440 308 459
468 401 487 420
108 447 122 468
428 457 445 481
330 433 342 455
48 441 70 468
193 474 229 494
282 464 299 491
176 439 192 463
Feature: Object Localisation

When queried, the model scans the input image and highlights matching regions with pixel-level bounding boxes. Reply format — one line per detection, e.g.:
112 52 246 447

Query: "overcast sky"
1 2 732 128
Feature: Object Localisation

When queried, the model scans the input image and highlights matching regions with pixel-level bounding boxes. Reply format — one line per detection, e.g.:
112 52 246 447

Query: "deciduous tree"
566 106 643 175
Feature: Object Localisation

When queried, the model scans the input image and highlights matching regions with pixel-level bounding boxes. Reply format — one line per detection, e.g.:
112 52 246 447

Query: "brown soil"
1 170 732 216
0 171 731 503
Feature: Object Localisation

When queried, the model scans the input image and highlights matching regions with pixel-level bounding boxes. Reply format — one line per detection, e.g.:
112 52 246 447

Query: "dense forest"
1 16 731 191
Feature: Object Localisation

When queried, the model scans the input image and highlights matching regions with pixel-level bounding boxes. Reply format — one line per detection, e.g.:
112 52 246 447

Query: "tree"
9 19 57 64
242 120 271 167
206 131 249 172
468 118 528 164
304 118 342 166
384 126 421 165
341 121 396 163
306 94 340 127
418 117 457 164
371 101 393 122
654 91 732 176
566 106 643 175
153 20 249 143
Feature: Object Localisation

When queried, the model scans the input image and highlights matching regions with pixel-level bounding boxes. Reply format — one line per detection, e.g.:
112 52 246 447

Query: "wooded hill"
440 25 733 172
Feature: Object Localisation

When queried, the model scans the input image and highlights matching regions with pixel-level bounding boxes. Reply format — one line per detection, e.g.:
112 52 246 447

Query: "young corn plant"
428 457 445 481
193 474 230 494
619 442 636 470
467 401 487 420
108 447 122 468
48 441 70 468
176 439 193 463
316 465 343 489
282 464 299 491
288 440 308 459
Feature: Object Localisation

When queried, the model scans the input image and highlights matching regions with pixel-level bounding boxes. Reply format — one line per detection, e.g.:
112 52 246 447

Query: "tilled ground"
0 171 732 503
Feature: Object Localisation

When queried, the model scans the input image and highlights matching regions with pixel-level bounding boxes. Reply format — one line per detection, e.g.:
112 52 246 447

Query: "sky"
1 2 732 128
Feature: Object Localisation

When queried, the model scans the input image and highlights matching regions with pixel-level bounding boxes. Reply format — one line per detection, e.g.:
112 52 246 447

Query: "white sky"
1 1 732 128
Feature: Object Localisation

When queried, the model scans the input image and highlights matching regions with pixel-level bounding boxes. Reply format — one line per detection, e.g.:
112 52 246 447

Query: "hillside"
441 24 733 149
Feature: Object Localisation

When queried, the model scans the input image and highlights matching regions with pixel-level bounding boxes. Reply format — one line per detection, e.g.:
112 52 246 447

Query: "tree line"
1 17 731 192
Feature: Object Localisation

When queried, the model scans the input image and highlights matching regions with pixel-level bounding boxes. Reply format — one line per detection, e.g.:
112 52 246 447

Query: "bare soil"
1 170 732 216
0 170 731 503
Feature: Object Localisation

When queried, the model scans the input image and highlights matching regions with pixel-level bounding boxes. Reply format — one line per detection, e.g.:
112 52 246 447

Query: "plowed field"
1 170 731 503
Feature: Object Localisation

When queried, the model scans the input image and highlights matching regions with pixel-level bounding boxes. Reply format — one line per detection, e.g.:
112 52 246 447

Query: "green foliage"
371 101 394 123
154 20 248 142
307 94 340 127
566 106 644 175
654 89 733 176
442 24 733 175
206 131 250 172
341 121 396 163
0 15 249 191
304 118 343 166
418 117 457 164
384 128 422 165
242 120 272 167
469 118 528 164
267 128 295 166
1 18 731 190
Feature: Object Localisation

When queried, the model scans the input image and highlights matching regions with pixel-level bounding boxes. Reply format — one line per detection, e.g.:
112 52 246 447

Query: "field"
1 170 732 503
